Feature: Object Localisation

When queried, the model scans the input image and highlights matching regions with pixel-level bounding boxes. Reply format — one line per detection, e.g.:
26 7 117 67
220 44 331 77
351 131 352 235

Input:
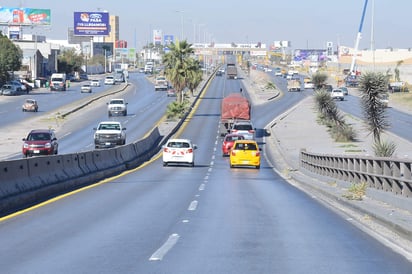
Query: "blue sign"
164 34 174 45
74 12 109 36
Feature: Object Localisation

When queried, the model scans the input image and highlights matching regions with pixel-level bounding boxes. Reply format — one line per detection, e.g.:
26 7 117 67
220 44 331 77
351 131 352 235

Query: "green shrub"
343 181 367 200
372 140 396 157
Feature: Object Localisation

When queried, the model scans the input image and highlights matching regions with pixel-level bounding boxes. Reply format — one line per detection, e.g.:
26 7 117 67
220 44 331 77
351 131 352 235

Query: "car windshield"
29 133 51 141
234 143 257 150
110 100 124 104
168 142 190 148
99 124 120 130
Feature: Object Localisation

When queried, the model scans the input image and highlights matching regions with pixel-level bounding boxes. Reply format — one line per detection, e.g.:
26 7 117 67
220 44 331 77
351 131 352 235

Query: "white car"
331 89 344 101
91 79 101 87
230 121 255 140
93 121 126 149
162 138 197 167
107 98 128 116
104 76 115 85
80 83 92 93
304 81 315 89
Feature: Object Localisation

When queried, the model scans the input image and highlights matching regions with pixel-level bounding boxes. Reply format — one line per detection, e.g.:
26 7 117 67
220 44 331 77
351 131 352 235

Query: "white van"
50 73 67 91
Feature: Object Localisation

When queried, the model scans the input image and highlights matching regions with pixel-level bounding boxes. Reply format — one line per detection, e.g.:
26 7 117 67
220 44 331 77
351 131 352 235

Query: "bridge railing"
300 149 412 198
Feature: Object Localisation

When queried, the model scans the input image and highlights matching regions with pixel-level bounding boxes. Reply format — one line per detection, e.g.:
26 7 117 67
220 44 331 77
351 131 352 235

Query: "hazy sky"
1 0 411 50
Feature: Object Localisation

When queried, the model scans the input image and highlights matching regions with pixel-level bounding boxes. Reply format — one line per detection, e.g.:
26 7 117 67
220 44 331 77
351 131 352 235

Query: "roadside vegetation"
358 72 396 157
0 32 22 86
312 74 356 142
162 39 203 118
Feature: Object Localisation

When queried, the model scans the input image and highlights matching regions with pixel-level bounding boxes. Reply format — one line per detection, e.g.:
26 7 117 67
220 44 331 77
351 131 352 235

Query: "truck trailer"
219 93 251 136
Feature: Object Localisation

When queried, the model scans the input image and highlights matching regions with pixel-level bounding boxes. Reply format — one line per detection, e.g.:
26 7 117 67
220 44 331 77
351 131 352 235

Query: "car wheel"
163 162 167 167
256 165 260 169
124 111 127 116
108 112 112 117
230 164 234 168
190 162 194 167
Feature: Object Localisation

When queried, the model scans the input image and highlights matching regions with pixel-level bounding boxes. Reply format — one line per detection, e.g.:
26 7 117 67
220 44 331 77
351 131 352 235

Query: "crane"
350 0 369 74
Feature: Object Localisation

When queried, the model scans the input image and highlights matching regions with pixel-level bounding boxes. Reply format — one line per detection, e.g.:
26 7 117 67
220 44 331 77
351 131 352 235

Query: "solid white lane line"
188 200 198 211
149 233 180 261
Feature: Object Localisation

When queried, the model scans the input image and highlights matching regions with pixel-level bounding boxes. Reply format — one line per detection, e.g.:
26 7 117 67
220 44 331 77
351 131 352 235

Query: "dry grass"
389 92 412 110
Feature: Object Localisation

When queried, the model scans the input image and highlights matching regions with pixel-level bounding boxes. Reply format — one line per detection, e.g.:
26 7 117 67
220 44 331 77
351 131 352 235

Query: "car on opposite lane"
93 121 126 149
229 139 261 169
22 129 58 157
331 88 344 101
90 79 101 87
81 83 92 93
104 75 115 85
162 138 197 167
107 98 128 116
22 99 39 112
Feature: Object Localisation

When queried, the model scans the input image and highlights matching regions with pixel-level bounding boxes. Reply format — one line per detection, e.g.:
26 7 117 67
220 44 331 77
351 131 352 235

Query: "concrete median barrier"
61 154 85 178
0 159 30 198
27 155 69 187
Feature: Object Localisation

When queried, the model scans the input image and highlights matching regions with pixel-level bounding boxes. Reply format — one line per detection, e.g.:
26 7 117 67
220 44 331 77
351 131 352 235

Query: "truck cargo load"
287 79 301 92
225 55 238 79
219 93 251 136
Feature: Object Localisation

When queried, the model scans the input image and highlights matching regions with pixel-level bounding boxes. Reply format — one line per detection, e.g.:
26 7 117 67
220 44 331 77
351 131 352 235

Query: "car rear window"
226 135 244 141
168 142 190 148
234 124 253 130
235 143 257 150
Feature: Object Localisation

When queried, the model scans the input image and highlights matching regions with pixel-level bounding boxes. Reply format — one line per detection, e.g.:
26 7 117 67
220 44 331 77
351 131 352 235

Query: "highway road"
0 72 410 273
0 72 174 159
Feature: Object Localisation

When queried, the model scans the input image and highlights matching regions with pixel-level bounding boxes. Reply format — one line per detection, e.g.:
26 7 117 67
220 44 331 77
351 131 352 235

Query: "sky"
1 0 411 51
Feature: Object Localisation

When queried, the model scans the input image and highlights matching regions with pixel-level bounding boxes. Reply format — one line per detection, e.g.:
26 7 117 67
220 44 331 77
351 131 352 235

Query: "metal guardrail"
300 149 412 198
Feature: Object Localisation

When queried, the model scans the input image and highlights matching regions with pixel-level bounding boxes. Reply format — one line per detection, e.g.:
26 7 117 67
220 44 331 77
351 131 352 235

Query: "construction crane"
350 0 369 74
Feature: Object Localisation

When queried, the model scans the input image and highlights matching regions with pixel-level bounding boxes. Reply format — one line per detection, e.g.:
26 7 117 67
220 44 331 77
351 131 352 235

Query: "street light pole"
175 10 184 40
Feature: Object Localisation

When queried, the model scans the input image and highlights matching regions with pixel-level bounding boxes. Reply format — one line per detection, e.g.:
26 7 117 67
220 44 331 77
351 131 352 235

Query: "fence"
300 149 412 198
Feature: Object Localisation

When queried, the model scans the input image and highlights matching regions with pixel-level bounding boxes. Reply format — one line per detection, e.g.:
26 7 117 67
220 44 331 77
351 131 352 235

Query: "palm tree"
186 58 202 97
163 39 195 103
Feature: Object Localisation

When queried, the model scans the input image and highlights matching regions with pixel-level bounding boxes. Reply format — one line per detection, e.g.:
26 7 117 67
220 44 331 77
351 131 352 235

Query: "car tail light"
163 147 170 153
249 129 255 133
187 148 193 154
255 151 260 156
231 150 236 156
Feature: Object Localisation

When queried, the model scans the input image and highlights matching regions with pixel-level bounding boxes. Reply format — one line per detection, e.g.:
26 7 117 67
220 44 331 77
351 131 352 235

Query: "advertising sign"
164 34 174 45
153 29 162 45
0 7 51 25
74 12 109 36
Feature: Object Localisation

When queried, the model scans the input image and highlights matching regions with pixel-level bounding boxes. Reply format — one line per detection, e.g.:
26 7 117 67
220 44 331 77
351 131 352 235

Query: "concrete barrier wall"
0 126 163 217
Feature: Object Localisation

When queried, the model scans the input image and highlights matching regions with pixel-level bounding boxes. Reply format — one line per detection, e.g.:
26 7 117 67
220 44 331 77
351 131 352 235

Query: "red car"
222 134 245 156
22 129 58 157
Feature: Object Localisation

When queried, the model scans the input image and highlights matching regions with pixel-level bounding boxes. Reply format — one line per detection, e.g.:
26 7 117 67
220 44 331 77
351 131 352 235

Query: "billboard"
0 7 51 25
74 12 109 36
164 34 174 45
153 30 162 45
293 49 327 62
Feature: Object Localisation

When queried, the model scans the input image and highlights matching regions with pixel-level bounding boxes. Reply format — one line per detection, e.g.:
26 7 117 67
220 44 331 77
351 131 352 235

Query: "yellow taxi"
229 140 261 169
